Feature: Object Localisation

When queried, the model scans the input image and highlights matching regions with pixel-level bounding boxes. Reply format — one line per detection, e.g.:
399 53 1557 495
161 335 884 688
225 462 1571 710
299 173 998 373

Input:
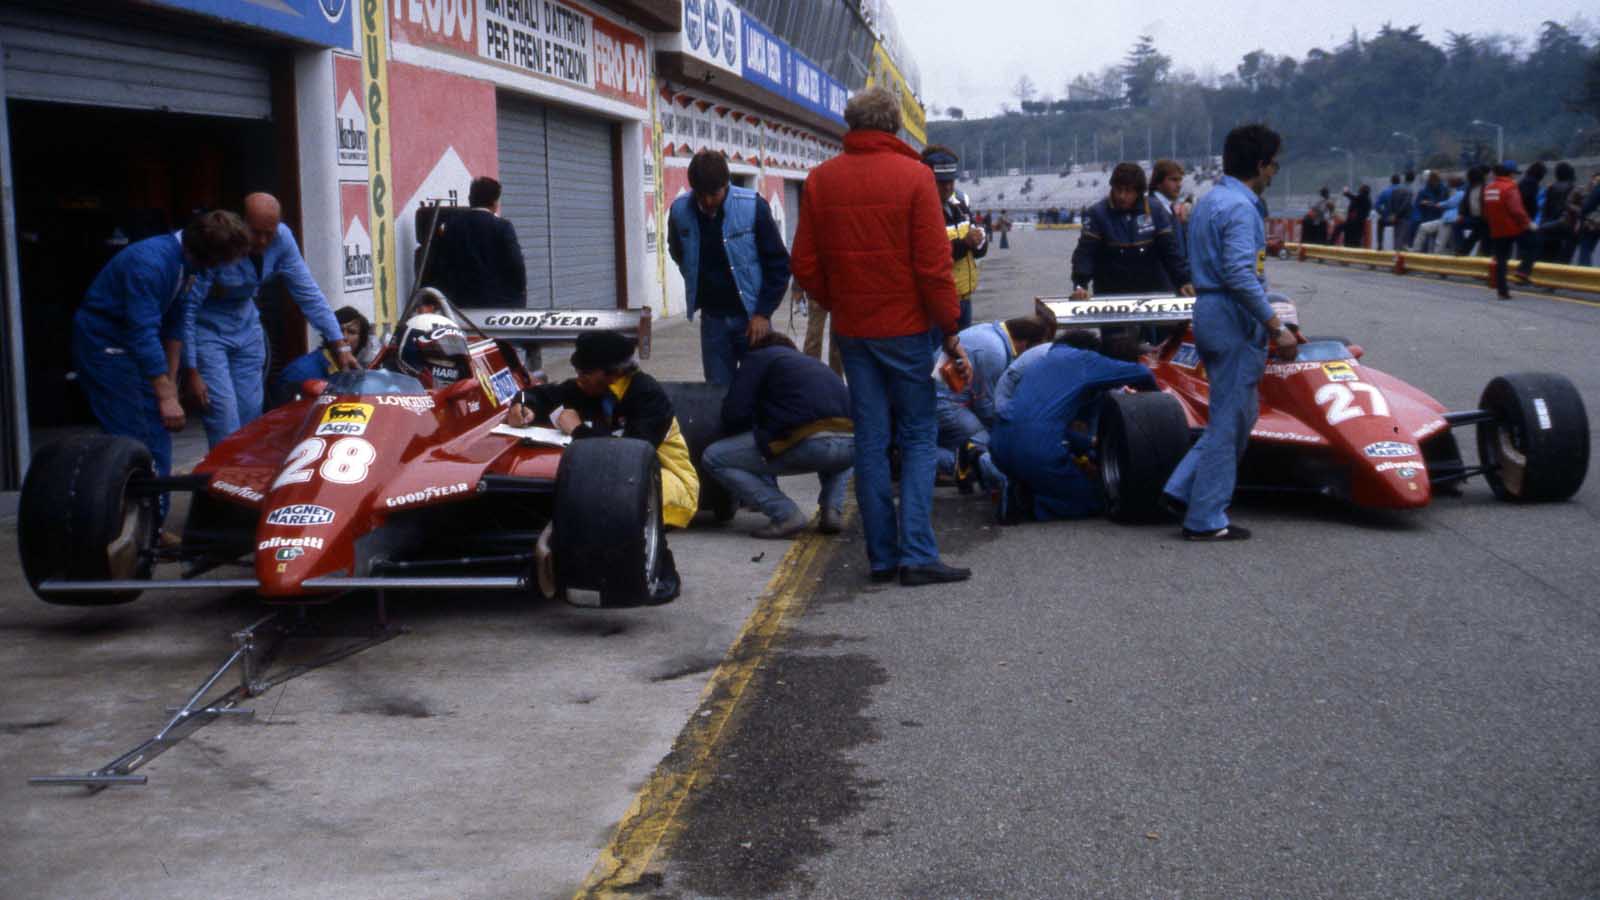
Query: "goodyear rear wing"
1035 293 1194 329
471 307 652 359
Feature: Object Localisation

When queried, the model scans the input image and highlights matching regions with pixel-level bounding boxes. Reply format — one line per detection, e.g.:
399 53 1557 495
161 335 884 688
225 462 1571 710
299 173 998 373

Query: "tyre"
658 380 736 522
18 436 158 605
552 438 663 607
1476 373 1589 502
1097 391 1191 522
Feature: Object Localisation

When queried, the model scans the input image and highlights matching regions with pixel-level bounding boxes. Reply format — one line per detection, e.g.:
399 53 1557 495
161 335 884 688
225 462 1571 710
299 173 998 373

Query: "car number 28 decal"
1314 382 1390 425
270 437 377 490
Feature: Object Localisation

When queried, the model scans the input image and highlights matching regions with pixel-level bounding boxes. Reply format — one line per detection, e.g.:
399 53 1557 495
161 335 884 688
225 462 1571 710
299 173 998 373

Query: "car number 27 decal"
270 437 377 490
1314 382 1390 425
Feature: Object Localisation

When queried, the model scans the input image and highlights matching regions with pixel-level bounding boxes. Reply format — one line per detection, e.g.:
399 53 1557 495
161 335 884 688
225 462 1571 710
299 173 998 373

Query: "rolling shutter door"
0 6 271 119
494 94 618 309
545 106 617 310
496 95 553 309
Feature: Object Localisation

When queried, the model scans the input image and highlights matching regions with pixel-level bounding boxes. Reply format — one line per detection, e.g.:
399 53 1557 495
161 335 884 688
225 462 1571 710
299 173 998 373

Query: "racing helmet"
396 312 471 386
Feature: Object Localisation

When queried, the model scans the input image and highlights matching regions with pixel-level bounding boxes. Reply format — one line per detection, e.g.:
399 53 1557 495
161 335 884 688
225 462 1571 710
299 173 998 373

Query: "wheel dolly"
30 594 404 791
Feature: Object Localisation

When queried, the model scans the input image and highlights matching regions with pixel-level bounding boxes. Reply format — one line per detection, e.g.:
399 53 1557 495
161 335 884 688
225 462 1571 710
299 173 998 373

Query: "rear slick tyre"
1476 373 1589 502
658 381 737 522
1098 391 1192 522
18 435 157 605
552 438 664 607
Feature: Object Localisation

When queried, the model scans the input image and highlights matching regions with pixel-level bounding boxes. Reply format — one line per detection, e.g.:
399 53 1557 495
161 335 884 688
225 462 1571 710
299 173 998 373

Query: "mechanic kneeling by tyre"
989 330 1156 522
702 330 855 540
507 330 699 604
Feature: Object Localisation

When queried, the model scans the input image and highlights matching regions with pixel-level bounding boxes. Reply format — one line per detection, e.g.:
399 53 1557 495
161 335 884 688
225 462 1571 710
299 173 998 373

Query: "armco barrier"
1396 252 1491 281
1035 223 1082 231
1284 244 1600 295
1293 243 1397 270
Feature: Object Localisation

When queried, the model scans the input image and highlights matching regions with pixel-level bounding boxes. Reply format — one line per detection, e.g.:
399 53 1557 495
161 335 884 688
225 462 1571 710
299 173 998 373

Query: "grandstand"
957 161 1224 218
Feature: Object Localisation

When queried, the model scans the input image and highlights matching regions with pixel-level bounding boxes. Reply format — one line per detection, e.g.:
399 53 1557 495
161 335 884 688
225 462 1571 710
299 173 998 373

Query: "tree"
1122 35 1171 108
1012 74 1037 108
1581 45 1600 120
947 106 965 120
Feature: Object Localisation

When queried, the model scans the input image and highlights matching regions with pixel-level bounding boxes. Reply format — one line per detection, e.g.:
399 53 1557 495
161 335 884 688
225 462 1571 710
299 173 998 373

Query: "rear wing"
1035 293 1194 330
472 307 651 359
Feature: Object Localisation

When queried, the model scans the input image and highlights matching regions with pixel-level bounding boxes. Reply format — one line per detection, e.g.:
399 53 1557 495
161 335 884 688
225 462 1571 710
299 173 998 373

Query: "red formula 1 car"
1035 294 1591 520
19 293 676 609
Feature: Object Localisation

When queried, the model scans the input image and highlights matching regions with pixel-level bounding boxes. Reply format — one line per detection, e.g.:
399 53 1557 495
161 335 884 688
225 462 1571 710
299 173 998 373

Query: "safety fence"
1284 242 1600 295
1034 223 1082 231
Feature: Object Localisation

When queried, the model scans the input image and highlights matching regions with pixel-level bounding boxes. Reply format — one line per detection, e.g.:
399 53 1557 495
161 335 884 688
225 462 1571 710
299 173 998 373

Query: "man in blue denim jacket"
1162 125 1299 541
668 150 791 385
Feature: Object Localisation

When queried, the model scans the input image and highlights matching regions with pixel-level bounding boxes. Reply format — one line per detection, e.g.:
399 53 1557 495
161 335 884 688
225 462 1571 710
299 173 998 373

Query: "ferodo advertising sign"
390 0 648 109
868 42 925 145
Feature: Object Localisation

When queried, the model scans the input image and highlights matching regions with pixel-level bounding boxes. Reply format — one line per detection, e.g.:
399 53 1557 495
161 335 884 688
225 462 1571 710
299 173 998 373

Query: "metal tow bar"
30 604 405 790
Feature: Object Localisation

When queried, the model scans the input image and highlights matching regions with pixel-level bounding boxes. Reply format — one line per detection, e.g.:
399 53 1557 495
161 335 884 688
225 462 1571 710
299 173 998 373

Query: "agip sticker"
317 402 373 436
1322 361 1357 383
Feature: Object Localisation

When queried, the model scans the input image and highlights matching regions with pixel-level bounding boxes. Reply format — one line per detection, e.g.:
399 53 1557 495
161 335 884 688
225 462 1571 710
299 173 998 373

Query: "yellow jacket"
946 221 981 296
609 375 700 528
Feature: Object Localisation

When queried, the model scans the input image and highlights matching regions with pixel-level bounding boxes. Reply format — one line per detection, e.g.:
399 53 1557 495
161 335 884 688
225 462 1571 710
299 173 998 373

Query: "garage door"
496 94 619 310
0 6 272 119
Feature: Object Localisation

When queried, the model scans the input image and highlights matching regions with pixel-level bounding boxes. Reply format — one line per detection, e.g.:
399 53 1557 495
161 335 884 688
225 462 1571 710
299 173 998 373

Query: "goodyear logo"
1323 361 1357 383
317 402 373 436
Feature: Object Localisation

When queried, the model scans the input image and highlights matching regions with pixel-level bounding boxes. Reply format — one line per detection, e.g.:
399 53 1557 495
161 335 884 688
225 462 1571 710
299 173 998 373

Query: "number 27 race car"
1035 294 1591 520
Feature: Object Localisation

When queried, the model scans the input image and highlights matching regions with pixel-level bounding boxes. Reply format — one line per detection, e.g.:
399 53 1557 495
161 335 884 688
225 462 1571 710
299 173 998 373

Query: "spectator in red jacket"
1484 161 1535 300
791 86 972 587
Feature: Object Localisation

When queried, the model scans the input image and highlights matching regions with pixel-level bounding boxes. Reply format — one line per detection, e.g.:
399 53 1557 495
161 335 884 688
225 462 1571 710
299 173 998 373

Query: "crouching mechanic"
73 211 251 521
506 331 697 604
989 330 1155 521
184 193 357 447
703 331 855 539
1071 162 1194 299
935 314 1054 489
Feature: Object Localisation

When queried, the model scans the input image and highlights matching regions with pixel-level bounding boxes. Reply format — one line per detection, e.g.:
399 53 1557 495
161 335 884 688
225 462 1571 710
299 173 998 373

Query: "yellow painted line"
574 515 844 897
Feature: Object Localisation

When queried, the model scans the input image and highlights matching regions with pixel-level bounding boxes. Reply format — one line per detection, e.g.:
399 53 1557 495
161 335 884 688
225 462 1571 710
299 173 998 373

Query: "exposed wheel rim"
105 471 153 579
642 480 661 594
1101 427 1123 513
1487 422 1528 497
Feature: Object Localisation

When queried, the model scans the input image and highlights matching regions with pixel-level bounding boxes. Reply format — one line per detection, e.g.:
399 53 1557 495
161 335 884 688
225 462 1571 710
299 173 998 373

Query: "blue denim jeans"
1163 293 1267 533
699 311 750 385
935 400 987 477
836 331 942 571
72 316 173 522
703 431 854 524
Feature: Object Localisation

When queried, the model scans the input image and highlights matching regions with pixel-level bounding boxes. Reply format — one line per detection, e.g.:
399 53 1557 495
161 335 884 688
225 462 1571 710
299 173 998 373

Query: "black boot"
648 538 681 605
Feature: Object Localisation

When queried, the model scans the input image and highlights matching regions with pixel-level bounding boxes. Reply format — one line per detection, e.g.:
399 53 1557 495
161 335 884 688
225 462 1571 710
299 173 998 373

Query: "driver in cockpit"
393 311 472 388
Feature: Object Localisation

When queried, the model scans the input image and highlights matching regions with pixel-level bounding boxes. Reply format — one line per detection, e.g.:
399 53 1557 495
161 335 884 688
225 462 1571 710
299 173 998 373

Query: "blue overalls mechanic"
934 315 1052 486
1161 125 1298 541
1071 161 1194 299
73 211 251 515
183 193 357 446
989 331 1156 522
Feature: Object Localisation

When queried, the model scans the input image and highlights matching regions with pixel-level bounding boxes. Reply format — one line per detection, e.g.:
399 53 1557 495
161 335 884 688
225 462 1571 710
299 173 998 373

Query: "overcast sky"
899 0 1596 118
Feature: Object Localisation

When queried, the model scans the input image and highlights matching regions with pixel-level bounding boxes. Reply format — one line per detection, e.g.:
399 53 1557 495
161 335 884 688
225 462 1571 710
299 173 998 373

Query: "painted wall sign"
360 0 398 327
151 0 353 47
391 0 648 108
333 55 370 183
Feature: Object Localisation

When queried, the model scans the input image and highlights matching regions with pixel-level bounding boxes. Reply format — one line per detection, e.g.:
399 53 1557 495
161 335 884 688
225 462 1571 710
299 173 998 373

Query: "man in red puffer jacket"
1483 161 1535 300
791 86 973 588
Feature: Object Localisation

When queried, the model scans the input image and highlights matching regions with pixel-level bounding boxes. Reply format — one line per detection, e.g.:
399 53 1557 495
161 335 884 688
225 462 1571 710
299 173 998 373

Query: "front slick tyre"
1476 373 1589 502
19 435 157 605
552 437 666 607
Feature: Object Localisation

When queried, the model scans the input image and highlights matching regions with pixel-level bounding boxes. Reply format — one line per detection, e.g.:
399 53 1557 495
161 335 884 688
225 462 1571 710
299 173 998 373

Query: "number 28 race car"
1034 294 1591 520
18 292 681 610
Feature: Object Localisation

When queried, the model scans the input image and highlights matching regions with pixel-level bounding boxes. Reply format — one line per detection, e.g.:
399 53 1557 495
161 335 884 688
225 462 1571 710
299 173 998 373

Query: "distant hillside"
929 22 1600 205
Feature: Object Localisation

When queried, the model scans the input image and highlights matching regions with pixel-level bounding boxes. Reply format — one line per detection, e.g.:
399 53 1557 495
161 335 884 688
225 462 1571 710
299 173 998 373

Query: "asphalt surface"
0 310 827 900
4 230 1598 899
652 230 1600 897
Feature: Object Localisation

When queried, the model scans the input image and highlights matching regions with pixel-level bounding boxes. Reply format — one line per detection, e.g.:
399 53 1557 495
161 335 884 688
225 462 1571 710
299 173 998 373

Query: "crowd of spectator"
1299 159 1600 268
